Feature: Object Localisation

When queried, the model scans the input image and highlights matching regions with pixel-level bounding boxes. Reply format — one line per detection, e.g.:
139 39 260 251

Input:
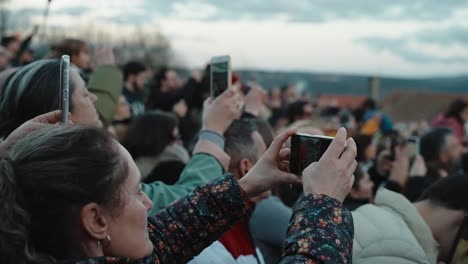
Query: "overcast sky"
7 0 468 77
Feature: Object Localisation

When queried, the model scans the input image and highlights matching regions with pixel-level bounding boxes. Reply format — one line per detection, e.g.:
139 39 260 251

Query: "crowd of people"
0 29 467 264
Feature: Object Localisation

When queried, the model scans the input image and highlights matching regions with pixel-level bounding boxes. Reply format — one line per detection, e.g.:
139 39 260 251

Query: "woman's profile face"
69 69 101 127
104 144 154 259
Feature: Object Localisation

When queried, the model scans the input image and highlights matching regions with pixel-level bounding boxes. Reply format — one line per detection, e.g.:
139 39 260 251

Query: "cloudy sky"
6 0 468 77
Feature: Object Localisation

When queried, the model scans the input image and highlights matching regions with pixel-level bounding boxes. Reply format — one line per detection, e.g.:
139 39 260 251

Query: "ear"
238 158 254 179
439 152 449 164
80 203 111 241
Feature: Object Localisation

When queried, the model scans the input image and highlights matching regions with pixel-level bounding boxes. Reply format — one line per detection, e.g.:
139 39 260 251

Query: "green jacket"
87 65 123 127
143 152 225 215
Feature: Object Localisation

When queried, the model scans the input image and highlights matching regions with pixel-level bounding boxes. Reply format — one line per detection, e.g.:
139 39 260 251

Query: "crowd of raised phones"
0 31 467 264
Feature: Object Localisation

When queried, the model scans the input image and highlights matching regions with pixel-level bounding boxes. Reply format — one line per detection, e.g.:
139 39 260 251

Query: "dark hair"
286 100 310 124
419 175 468 211
420 127 454 163
352 164 365 190
50 38 87 58
252 118 275 148
153 67 169 90
224 119 258 171
122 61 146 81
1 35 19 48
0 60 76 138
362 98 377 111
444 99 468 125
354 134 374 162
0 126 128 263
123 111 178 159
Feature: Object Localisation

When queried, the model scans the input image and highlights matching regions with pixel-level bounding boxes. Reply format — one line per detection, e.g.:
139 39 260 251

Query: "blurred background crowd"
1 1 468 264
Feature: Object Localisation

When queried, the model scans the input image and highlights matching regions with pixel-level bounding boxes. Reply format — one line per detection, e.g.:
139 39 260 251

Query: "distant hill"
236 70 468 96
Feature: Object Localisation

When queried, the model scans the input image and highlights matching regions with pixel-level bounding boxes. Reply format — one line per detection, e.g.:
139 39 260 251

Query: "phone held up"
59 55 70 125
210 55 231 98
289 133 334 176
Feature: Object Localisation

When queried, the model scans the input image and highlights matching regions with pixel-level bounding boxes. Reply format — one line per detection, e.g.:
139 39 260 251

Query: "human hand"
301 127 357 202
388 145 410 187
244 83 267 117
409 155 427 177
0 111 72 157
173 99 188 118
202 84 243 135
238 128 301 199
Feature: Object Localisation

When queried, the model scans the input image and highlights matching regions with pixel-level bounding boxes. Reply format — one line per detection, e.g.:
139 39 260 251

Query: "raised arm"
143 86 244 213
145 128 302 263
281 127 357 263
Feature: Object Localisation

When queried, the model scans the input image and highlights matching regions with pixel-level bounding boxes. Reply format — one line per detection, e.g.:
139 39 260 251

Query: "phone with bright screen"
449 216 468 264
406 136 420 160
60 55 70 125
289 133 333 175
210 55 231 98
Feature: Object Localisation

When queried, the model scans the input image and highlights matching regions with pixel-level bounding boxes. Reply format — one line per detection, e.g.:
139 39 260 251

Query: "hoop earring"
98 234 111 248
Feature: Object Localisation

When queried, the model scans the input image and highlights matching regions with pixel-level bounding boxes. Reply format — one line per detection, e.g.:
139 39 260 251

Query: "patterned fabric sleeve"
280 194 354 264
147 174 252 264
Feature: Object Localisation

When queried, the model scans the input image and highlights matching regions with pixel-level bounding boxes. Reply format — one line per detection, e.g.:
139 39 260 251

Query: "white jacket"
352 188 439 264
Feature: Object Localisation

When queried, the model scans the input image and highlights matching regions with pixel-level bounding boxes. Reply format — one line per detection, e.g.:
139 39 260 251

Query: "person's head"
269 87 281 100
416 176 468 262
154 67 179 93
281 84 296 101
349 164 374 200
0 59 99 138
123 111 179 160
286 100 313 124
51 38 89 70
1 35 20 54
114 95 131 120
0 126 154 263
225 119 267 179
19 48 35 65
354 134 377 163
362 98 377 112
123 61 147 92
421 128 462 171
445 99 468 126
0 46 12 71
252 118 275 148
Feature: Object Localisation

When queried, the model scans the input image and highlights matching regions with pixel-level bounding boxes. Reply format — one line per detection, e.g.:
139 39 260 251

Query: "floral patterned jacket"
57 175 353 264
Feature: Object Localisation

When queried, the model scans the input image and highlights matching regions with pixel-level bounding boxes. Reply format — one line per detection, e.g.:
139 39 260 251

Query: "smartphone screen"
406 137 420 160
449 216 468 264
210 55 231 98
290 133 333 175
60 55 70 124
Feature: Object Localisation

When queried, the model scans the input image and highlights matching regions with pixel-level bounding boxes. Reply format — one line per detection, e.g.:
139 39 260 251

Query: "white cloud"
5 0 468 77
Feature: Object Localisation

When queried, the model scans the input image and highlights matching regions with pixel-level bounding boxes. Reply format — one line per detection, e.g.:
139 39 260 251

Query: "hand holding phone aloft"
0 111 72 157
302 128 357 203
202 83 244 135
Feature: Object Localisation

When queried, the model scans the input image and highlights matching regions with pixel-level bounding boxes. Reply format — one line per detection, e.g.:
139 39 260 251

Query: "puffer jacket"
352 188 439 264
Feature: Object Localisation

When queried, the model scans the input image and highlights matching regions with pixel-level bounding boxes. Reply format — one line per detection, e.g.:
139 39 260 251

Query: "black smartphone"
449 216 468 264
289 133 334 175
210 55 231 98
59 55 70 124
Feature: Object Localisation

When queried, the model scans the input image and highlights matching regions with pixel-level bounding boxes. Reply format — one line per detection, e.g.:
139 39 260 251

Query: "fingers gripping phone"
289 133 334 175
210 55 231 98
60 55 70 124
